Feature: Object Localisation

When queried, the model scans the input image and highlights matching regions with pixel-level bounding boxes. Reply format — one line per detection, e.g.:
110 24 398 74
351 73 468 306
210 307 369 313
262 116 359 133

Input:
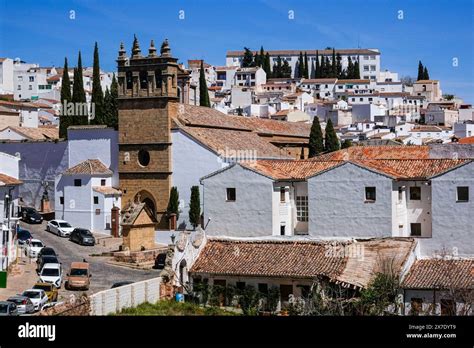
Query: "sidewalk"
0 256 38 301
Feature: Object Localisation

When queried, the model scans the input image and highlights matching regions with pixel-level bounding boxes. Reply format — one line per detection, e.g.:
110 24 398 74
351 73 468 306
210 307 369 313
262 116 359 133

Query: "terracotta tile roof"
92 186 122 195
459 136 474 144
226 49 380 57
312 145 431 161
0 173 22 186
0 106 20 115
64 159 113 176
121 201 157 226
410 125 451 132
353 159 470 180
180 126 292 159
240 159 342 180
190 238 347 279
190 237 415 288
336 79 371 85
0 126 58 140
301 78 337 84
402 259 474 289
176 104 311 138
414 80 439 84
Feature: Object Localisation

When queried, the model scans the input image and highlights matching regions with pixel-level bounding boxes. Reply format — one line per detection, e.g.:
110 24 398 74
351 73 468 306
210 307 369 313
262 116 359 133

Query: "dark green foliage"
423 66 429 80
108 74 119 129
308 116 324 158
341 139 352 149
263 52 272 77
336 53 342 78
90 42 104 125
281 60 292 78
167 186 180 220
315 51 320 78
71 51 88 125
242 47 254 67
358 272 400 315
238 285 260 315
199 60 210 107
417 61 424 81
310 61 315 79
324 119 340 152
331 48 337 77
303 52 309 78
319 55 326 78
298 52 304 78
189 186 201 229
295 61 300 79
353 59 360 79
59 57 71 139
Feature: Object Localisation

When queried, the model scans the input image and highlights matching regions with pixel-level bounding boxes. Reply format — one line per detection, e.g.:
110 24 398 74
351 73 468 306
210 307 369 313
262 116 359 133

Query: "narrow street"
7 221 161 301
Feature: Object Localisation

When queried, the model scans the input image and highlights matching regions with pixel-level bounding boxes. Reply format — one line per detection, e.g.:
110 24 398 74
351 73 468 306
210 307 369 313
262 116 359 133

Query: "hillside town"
0 37 472 317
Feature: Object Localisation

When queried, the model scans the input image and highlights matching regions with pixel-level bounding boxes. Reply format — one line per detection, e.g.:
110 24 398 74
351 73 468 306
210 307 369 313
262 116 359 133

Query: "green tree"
263 52 272 77
59 57 72 139
331 48 337 77
108 73 119 130
295 61 300 79
167 186 180 220
90 42 104 125
71 51 87 125
297 52 304 78
199 60 210 107
189 186 201 229
353 59 360 79
346 56 354 79
319 55 326 78
308 116 324 158
324 119 340 153
310 61 315 79
281 60 292 78
315 51 320 78
423 66 429 80
417 61 424 81
324 57 331 78
273 56 283 78
341 139 352 149
336 53 342 78
242 47 254 67
303 52 309 78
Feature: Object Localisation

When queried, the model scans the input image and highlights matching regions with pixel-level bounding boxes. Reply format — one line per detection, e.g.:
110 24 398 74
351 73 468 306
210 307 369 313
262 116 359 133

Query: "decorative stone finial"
117 42 127 60
160 39 171 57
131 34 142 58
148 39 157 57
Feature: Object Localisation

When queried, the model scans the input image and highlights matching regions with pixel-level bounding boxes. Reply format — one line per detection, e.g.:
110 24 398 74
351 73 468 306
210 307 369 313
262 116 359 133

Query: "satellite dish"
14 57 21 63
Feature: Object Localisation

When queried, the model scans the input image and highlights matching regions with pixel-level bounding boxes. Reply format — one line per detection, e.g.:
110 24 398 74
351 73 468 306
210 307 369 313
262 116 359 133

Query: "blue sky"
1 0 473 102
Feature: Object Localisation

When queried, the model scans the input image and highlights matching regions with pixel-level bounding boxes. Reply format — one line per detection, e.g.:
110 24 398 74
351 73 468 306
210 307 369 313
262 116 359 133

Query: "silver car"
0 301 19 316
7 296 35 314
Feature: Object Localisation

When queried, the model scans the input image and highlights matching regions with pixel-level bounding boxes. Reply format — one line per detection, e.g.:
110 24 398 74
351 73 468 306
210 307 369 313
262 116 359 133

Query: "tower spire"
131 34 142 58
160 39 171 57
148 39 157 57
117 42 127 61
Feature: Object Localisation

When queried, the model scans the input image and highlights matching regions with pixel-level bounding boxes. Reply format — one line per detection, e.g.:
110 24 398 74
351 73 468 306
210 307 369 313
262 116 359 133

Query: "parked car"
36 255 60 273
65 261 91 290
21 289 48 311
24 239 44 258
69 228 95 246
39 263 62 288
20 207 43 224
37 247 57 259
154 253 167 270
110 281 133 289
17 228 32 245
6 296 35 314
0 301 18 316
32 282 59 302
47 220 74 237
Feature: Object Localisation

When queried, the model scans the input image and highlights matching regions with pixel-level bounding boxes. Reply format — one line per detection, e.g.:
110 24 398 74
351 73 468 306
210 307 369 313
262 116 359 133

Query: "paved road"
20 221 160 300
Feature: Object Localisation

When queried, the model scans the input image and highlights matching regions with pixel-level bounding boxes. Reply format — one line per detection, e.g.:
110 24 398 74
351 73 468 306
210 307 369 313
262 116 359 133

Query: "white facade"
0 58 14 94
233 67 266 88
14 65 57 101
453 122 474 139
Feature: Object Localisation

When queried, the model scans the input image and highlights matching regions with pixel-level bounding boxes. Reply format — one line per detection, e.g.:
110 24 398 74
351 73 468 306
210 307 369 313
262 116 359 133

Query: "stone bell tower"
117 36 179 228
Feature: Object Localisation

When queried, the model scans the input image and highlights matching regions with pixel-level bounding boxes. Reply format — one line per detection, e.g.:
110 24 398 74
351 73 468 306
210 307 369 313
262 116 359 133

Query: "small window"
93 196 99 204
365 187 376 202
258 283 268 294
60 197 64 205
280 187 286 203
101 179 106 186
457 187 469 202
280 225 286 236
410 223 422 236
226 188 236 201
410 298 423 315
410 187 421 200
74 179 81 187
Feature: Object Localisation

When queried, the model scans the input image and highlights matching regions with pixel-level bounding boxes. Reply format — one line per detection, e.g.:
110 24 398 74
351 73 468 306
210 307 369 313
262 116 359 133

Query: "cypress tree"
199 60 210 107
274 56 283 78
324 57 331 78
315 51 320 78
167 186 180 220
90 42 104 125
354 59 360 79
308 116 324 158
320 56 326 78
331 48 337 77
304 52 309 78
295 61 300 79
264 52 271 77
310 61 315 79
347 56 354 79
189 186 201 229
254 52 260 68
242 47 254 67
423 66 430 80
336 53 342 78
59 57 71 139
71 51 87 125
257 46 265 67
298 52 304 77
282 60 291 78
109 73 118 130
324 119 340 153
417 61 424 81
103 86 112 128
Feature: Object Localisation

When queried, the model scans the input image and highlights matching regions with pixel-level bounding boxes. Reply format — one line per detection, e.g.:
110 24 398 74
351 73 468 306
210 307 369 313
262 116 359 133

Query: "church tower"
117 36 179 228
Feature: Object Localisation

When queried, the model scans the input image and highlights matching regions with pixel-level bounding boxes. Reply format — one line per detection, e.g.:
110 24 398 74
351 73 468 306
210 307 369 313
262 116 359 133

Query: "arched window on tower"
139 71 148 89
155 70 162 89
126 71 133 90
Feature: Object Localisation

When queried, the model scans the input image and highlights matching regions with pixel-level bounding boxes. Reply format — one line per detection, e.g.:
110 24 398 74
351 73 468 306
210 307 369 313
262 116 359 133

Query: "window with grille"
296 196 308 222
